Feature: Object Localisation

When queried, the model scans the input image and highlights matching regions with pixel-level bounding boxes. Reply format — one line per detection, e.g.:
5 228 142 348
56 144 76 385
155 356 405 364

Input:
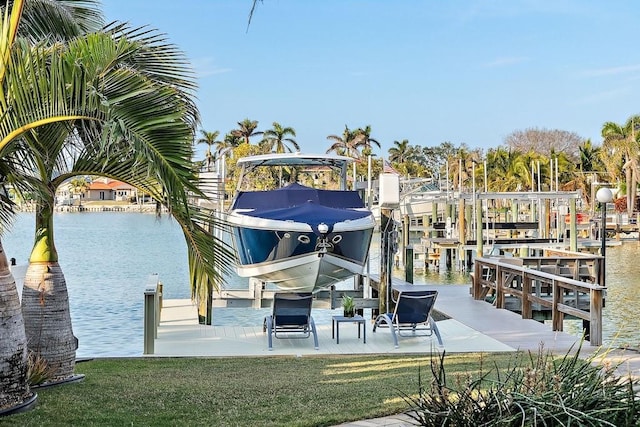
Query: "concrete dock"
151 284 636 362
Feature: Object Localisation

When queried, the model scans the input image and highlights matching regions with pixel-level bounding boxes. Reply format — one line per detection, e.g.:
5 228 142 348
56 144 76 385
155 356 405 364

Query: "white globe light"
596 187 613 204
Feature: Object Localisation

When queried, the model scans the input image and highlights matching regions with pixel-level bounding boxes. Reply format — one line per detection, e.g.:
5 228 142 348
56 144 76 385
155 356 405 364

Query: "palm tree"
354 125 380 156
485 147 534 192
0 153 40 410
68 177 88 206
326 125 364 158
388 139 411 164
218 132 243 158
261 122 298 153
601 115 640 215
448 148 480 192
11 22 232 382
197 130 221 171
0 0 104 410
578 139 601 173
231 119 262 146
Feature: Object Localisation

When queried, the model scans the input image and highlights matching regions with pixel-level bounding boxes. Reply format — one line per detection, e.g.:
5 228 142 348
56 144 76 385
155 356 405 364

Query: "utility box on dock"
379 173 400 208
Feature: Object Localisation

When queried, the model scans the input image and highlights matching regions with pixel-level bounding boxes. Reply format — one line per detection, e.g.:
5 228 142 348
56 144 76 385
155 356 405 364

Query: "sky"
102 0 640 160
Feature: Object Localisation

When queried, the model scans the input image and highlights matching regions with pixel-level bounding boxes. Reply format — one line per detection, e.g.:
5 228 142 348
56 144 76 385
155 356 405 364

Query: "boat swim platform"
151 285 593 358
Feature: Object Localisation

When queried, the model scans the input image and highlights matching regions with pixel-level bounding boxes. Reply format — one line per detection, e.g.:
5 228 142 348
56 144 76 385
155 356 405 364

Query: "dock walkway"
153 284 638 362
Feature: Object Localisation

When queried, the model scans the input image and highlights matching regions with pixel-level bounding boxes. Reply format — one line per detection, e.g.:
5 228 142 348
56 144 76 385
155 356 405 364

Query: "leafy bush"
403 344 640 426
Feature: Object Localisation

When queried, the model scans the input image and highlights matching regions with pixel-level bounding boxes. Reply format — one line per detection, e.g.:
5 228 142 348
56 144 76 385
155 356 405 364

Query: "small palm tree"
231 118 262 146
354 125 380 156
197 130 221 171
579 139 601 173
388 139 411 164
601 115 640 215
261 122 298 153
326 125 364 158
68 177 88 206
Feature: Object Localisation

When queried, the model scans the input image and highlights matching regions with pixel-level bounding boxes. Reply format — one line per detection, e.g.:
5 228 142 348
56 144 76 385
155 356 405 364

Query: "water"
3 212 639 356
4 212 191 357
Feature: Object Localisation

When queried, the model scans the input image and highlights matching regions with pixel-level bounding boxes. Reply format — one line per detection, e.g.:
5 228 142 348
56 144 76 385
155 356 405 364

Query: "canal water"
3 212 639 357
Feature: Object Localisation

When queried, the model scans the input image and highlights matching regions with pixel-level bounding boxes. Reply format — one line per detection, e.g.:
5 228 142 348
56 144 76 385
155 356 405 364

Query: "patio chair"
263 292 319 351
372 287 443 348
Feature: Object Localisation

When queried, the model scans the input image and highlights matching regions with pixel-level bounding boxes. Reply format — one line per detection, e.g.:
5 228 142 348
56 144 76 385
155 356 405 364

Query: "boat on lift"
227 152 375 293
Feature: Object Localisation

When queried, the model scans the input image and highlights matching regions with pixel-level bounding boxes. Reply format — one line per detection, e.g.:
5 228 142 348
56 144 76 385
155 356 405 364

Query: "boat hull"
228 213 374 293
235 252 367 293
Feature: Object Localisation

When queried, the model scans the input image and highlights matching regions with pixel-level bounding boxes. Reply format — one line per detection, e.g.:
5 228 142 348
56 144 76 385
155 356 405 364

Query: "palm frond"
15 0 104 43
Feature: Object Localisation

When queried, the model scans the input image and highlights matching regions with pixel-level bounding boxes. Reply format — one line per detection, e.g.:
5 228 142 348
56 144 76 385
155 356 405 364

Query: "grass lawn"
0 353 515 427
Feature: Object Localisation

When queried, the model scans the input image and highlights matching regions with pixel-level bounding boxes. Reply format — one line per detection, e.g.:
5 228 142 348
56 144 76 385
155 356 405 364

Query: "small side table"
332 315 366 344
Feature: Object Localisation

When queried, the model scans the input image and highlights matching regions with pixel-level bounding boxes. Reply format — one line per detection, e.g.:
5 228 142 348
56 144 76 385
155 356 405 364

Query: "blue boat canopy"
232 183 365 210
232 183 370 235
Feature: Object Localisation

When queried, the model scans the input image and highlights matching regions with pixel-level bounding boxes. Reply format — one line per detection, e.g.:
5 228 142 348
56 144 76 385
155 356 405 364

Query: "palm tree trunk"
625 166 633 216
21 202 76 380
0 239 31 408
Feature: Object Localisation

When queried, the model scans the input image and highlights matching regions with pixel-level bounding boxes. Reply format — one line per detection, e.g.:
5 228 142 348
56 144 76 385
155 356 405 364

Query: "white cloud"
191 57 231 78
583 64 640 77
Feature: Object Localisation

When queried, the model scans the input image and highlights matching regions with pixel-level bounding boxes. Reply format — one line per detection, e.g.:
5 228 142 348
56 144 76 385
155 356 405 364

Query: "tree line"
199 115 640 215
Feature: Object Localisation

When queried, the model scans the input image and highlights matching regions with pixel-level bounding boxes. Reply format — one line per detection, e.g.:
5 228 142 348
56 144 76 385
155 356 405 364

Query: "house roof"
86 179 134 191
88 182 111 190
108 180 134 190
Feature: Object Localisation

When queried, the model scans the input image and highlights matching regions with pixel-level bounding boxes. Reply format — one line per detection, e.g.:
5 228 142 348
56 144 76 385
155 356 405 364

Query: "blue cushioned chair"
263 292 319 351
373 287 442 348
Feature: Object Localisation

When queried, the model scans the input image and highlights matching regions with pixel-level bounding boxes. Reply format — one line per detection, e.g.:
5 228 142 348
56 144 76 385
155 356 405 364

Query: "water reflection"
575 242 640 349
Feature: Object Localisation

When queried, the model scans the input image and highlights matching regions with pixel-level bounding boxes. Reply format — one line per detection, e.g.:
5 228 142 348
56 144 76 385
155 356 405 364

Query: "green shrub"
27 351 56 386
403 344 640 426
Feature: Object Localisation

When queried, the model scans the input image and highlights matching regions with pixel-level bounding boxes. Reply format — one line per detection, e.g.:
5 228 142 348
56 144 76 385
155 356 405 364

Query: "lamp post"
595 187 613 285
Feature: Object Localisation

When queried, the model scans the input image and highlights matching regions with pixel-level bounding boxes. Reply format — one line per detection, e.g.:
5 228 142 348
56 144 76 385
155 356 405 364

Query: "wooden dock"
471 252 605 345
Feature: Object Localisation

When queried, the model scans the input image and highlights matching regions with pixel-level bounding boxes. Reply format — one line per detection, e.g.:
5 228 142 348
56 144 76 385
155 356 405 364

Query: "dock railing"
472 255 606 346
143 273 162 355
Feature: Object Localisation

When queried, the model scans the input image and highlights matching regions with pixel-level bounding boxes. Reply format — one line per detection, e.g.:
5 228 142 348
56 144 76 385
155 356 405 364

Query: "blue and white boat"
227 153 375 293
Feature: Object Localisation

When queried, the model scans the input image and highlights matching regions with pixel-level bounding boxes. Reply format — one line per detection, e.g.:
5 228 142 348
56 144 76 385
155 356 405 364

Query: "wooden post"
431 201 438 238
476 198 483 257
473 258 482 299
458 198 466 268
589 288 603 346
422 214 429 236
552 281 564 332
545 199 551 239
495 264 504 308
569 198 577 251
522 275 532 319
465 203 472 269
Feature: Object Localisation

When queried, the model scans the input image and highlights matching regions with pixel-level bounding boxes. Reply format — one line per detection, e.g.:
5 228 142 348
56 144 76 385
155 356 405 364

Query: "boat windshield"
237 164 346 192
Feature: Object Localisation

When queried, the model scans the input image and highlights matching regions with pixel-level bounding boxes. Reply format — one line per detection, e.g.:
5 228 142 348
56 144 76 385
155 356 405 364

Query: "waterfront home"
86 178 136 202
56 177 138 205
